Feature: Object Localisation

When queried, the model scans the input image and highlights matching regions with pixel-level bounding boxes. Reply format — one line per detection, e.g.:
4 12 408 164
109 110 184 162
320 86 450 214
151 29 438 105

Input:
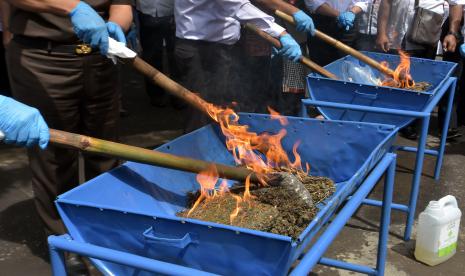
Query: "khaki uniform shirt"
9 0 133 43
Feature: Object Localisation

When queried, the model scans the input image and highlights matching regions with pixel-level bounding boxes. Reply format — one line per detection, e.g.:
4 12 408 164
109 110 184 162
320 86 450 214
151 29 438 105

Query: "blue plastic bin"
307 52 457 128
56 114 397 275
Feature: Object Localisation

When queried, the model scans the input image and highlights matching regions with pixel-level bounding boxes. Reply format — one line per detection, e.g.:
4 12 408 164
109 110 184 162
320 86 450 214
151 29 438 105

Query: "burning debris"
341 50 431 91
178 169 335 239
176 100 335 237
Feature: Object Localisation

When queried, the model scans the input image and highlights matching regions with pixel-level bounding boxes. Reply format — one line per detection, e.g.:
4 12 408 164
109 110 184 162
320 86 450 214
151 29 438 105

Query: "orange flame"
230 194 242 224
186 94 309 222
187 165 219 217
381 50 415 89
267 106 289 126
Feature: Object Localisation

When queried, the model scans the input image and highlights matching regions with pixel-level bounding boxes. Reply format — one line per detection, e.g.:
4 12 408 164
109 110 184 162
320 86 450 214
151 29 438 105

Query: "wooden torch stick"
244 23 338 80
48 129 260 183
274 10 396 78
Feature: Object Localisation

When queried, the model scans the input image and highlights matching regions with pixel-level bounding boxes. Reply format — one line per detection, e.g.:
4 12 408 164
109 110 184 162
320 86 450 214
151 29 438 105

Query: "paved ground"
0 67 464 275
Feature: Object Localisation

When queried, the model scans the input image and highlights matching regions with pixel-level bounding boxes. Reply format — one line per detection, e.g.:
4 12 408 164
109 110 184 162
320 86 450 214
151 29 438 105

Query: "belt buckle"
75 44 92 55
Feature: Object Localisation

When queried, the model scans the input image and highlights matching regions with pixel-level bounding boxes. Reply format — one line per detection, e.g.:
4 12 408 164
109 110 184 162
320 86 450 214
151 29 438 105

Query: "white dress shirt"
387 0 465 50
174 0 285 45
305 0 371 13
358 0 379 35
136 0 174 17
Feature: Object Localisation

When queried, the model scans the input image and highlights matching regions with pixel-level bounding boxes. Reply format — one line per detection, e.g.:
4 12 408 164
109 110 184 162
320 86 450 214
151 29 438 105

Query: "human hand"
69 1 109 54
276 34 302 62
336 11 355 31
0 96 49 149
292 10 315 36
442 34 458 53
106 22 126 45
376 33 390 52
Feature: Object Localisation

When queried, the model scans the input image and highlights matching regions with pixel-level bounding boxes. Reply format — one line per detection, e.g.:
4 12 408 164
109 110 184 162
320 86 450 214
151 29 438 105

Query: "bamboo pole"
49 129 260 183
122 56 214 116
244 23 339 80
275 10 396 78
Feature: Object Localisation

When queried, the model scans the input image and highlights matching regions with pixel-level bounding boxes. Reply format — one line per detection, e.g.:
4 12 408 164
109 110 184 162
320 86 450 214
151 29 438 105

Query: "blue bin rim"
308 51 458 95
56 116 398 248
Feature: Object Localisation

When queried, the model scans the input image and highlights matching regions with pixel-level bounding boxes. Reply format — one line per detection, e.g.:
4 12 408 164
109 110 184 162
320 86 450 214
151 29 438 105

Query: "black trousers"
138 12 177 102
174 38 234 132
354 34 378 52
439 17 464 128
7 39 120 235
308 14 359 66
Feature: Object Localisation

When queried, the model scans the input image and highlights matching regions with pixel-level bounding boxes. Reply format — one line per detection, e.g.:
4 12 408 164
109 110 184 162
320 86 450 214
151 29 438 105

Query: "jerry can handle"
438 195 458 209
143 226 198 249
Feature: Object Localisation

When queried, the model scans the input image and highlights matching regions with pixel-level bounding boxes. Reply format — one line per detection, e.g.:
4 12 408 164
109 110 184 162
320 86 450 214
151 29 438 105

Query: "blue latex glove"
276 34 302 62
337 11 356 31
107 22 126 45
0 96 49 149
69 2 109 54
292 10 315 36
460 44 465 57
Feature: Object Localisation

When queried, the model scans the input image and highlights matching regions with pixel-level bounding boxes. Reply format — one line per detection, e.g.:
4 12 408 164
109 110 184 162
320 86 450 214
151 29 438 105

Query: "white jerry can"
414 195 462 266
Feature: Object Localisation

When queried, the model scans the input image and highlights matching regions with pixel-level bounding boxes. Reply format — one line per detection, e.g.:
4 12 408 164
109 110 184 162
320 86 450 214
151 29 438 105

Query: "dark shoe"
441 128 462 140
66 254 89 276
400 125 418 140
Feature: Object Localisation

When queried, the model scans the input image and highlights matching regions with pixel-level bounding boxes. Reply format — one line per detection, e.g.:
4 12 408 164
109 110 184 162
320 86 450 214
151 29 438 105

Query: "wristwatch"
447 31 462 40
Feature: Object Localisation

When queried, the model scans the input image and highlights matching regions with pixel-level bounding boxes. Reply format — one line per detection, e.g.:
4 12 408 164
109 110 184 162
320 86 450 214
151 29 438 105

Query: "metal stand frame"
48 153 397 276
301 77 456 241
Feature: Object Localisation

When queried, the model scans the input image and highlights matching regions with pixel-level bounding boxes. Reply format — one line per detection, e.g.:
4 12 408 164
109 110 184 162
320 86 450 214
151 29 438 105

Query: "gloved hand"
292 10 315 36
106 22 126 45
337 11 356 31
0 96 49 149
460 44 465 57
69 2 109 54
276 34 302 63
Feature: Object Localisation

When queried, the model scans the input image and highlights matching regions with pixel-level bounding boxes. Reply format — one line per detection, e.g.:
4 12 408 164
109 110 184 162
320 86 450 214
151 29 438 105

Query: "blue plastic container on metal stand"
55 114 397 275
304 51 458 240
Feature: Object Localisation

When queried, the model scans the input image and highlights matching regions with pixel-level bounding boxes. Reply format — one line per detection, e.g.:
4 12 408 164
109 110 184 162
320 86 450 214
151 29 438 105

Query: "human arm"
443 4 463 52
1 0 12 46
375 0 391 52
234 2 286 38
234 2 302 62
108 4 133 32
337 1 371 30
0 95 49 149
107 4 133 44
254 0 315 35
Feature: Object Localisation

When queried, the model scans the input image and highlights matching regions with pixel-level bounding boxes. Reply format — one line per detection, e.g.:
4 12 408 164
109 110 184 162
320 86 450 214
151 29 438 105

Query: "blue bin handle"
143 227 198 249
354 90 378 100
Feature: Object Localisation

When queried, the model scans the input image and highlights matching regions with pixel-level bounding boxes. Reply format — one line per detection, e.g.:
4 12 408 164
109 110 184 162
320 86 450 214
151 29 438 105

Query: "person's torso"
9 0 113 43
315 0 354 13
136 0 174 18
358 0 380 35
388 0 448 49
174 0 246 45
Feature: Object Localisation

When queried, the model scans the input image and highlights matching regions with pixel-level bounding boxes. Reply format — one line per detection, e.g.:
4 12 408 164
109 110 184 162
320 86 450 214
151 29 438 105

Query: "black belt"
13 35 97 55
